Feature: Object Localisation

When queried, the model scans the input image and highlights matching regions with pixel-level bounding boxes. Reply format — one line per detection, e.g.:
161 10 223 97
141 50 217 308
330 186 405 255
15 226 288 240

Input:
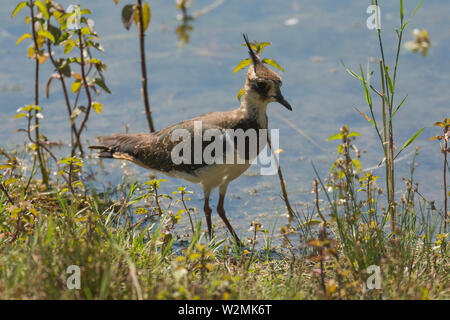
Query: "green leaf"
347 132 360 138
385 66 394 95
135 208 148 215
4 178 17 186
341 60 362 81
94 77 111 94
352 159 362 173
20 104 41 112
394 127 425 159
121 4 135 30
80 26 91 36
80 9 92 16
241 42 258 52
134 2 151 32
392 94 408 118
16 33 31 45
48 24 62 44
433 118 450 128
56 58 71 77
71 80 81 93
39 29 55 43
92 102 102 114
58 157 83 166
400 0 404 21
64 41 75 54
402 0 423 31
233 58 251 73
258 42 271 49
11 1 28 18
35 0 49 20
327 133 343 141
237 88 244 101
13 113 28 119
262 59 284 72
360 65 372 106
300 219 321 228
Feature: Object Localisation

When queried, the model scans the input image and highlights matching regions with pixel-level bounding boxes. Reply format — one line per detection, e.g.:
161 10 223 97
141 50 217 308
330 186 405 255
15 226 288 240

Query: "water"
1 0 449 238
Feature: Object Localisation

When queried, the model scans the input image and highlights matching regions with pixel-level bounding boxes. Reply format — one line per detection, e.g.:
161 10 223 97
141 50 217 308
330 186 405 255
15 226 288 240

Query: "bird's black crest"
243 33 259 70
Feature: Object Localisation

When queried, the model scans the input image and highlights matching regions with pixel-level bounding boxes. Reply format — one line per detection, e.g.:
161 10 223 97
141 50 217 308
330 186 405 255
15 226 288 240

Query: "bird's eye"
256 81 267 90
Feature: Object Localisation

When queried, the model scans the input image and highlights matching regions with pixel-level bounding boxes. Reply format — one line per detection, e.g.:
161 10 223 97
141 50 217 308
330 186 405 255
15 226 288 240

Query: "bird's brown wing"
89 110 259 174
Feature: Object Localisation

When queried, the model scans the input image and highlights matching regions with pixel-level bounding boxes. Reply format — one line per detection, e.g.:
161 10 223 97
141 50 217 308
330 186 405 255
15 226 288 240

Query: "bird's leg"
217 184 242 246
203 189 213 239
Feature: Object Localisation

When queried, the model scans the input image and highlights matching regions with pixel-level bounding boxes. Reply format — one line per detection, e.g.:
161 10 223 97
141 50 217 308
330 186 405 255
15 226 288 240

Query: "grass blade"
394 127 424 159
402 0 424 31
360 65 372 106
341 60 362 81
400 0 404 21
354 107 375 127
392 94 408 118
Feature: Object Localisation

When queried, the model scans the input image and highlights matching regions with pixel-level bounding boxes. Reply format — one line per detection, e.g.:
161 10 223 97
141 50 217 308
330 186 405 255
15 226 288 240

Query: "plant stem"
74 30 94 150
267 135 294 224
444 130 448 232
0 182 14 205
10 211 23 244
46 41 83 155
181 190 195 236
246 227 257 270
379 61 394 232
30 0 49 188
389 111 396 234
153 183 163 216
137 0 155 133
314 179 327 224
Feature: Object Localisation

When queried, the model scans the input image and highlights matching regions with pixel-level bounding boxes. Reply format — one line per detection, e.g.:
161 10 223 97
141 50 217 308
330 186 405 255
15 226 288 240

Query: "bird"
89 34 292 245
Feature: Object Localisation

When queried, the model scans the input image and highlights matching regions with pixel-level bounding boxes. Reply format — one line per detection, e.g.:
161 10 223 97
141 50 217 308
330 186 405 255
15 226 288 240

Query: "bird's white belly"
168 163 251 190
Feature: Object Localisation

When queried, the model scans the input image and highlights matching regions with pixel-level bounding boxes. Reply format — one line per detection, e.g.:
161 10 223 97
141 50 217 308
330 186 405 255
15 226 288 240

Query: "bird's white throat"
240 90 269 128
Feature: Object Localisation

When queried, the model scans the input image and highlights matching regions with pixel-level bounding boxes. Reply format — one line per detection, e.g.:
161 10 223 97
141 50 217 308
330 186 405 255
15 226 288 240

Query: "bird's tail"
89 134 148 162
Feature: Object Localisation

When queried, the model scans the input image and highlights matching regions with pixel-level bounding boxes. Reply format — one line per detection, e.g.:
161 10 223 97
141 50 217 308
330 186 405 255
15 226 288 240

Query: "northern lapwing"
89 34 292 245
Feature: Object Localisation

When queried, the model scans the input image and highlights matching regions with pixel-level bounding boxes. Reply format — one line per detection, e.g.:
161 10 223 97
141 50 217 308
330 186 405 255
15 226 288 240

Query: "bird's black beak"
275 90 292 111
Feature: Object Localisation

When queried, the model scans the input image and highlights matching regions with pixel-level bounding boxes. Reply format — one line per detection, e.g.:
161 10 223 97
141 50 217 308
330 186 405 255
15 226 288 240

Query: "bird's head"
242 34 292 111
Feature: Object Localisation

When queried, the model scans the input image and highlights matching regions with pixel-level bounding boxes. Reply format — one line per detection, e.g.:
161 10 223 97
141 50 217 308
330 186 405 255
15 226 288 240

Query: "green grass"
0 152 448 299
